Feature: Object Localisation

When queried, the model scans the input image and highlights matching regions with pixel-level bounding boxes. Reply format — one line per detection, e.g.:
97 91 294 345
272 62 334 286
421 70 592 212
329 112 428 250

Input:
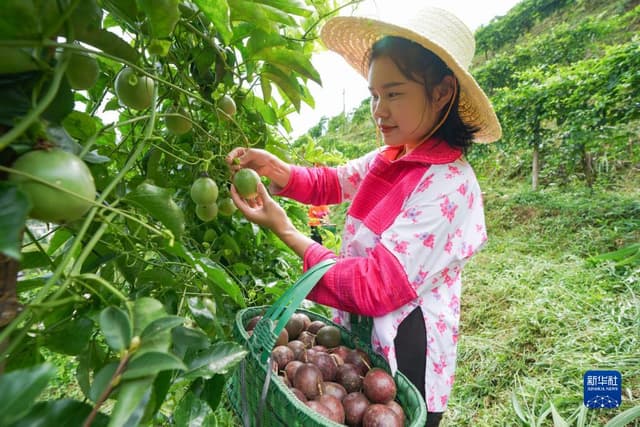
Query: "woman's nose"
371 99 388 119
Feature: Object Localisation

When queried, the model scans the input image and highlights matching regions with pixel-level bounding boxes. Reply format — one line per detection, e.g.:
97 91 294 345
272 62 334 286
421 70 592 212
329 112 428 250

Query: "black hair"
368 36 479 152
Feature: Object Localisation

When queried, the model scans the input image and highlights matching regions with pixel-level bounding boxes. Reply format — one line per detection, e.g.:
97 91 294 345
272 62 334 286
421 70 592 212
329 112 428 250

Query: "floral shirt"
275 138 487 412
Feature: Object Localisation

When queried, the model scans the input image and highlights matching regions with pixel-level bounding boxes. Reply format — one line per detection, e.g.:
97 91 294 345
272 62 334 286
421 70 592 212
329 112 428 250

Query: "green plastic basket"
226 259 427 426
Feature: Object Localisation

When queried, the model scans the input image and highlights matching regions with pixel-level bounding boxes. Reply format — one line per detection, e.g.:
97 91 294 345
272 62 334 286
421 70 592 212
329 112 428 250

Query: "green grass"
445 181 640 426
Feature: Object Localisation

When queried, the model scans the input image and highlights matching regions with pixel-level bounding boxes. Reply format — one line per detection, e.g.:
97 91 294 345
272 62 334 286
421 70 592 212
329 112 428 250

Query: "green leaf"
19 250 50 270
193 0 232 44
253 0 311 17
243 92 278 125
0 183 30 260
42 77 74 124
183 341 247 380
80 29 140 64
229 0 295 28
196 256 245 307
107 376 154 427
43 316 94 355
89 362 119 403
125 182 185 239
9 399 109 427
99 306 132 352
137 0 180 38
173 391 215 427
171 326 210 360
252 46 321 84
163 242 244 307
0 363 56 426
245 30 287 57
604 405 640 427
136 268 177 288
132 297 167 336
140 316 184 341
262 65 302 111
0 1 42 39
186 297 215 332
123 351 186 380
193 374 226 411
62 111 98 142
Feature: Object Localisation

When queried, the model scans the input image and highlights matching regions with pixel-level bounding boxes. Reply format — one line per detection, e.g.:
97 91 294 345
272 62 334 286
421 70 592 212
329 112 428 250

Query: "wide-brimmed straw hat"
320 6 502 143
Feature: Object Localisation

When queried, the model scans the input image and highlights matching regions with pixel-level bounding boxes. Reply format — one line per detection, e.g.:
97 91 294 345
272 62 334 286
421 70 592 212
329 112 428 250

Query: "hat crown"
388 7 475 70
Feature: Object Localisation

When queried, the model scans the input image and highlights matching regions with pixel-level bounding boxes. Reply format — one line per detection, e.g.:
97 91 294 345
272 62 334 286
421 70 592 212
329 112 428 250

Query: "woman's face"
368 55 445 152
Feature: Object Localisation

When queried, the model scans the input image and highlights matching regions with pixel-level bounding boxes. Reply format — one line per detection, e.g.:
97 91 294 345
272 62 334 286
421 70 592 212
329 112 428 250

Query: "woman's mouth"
379 125 396 134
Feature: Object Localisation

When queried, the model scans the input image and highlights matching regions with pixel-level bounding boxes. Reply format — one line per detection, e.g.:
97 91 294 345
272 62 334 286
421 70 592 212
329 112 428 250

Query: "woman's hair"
368 36 479 152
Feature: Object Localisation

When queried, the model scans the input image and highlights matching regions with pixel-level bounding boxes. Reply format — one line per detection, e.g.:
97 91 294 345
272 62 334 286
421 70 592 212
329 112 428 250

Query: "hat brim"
321 16 502 143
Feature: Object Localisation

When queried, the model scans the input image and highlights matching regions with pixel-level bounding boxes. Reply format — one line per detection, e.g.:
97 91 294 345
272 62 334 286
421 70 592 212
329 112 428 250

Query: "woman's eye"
388 92 401 98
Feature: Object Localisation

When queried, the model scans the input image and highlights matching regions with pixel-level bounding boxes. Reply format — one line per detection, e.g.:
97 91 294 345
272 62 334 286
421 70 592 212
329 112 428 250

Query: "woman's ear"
434 75 456 111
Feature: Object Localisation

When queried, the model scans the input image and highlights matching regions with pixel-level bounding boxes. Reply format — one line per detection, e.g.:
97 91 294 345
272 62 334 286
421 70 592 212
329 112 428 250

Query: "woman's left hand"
230 180 292 233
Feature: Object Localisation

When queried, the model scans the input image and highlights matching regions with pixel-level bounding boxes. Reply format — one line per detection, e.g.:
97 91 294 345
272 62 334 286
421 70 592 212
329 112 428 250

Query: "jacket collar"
381 137 462 165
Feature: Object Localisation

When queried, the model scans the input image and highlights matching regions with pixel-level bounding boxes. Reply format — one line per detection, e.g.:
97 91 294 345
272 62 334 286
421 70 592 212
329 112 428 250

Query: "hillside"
295 0 640 193
292 0 640 425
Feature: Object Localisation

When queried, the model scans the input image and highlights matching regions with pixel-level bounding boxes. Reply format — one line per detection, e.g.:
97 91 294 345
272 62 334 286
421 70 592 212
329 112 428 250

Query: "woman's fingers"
226 147 247 168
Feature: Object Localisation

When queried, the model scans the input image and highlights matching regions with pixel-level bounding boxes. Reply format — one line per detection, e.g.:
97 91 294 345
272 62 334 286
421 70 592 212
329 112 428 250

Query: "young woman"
226 7 501 426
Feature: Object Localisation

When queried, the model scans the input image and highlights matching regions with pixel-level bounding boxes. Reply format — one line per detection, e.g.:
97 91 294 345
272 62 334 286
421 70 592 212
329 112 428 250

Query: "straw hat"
320 6 502 143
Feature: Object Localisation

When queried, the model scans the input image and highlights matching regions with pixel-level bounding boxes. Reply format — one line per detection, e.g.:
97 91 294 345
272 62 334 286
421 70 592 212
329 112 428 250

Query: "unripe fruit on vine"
9 148 96 223
66 52 100 90
218 95 236 118
165 106 192 135
196 203 218 222
217 197 237 216
190 176 218 205
203 228 216 242
114 67 155 110
233 169 260 199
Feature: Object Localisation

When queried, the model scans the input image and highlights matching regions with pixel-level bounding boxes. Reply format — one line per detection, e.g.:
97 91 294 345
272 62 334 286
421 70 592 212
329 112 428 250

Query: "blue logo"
583 370 622 409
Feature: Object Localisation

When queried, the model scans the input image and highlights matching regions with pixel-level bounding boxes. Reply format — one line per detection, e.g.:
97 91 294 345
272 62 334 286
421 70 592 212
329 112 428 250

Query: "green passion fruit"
217 197 237 216
114 67 155 110
9 149 96 223
195 203 218 222
233 169 260 199
66 51 100 90
190 176 218 205
165 106 192 135
218 95 236 118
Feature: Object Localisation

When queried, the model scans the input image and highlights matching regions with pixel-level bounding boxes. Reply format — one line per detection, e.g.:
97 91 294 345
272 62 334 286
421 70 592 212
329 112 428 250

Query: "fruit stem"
83 350 133 427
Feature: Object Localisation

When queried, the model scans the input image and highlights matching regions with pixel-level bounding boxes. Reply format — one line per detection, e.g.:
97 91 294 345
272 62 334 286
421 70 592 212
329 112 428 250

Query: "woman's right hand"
226 147 291 190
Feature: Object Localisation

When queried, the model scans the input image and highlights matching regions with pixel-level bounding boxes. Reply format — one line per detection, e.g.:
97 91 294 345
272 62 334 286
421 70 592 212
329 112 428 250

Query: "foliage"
292 0 640 425
0 0 337 425
449 182 640 426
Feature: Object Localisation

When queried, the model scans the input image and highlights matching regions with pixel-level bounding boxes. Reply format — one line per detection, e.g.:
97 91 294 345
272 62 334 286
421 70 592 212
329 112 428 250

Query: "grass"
36 179 640 426
445 180 640 426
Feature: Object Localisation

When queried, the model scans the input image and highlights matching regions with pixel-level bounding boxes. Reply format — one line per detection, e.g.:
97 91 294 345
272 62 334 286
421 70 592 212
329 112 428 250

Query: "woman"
227 7 501 425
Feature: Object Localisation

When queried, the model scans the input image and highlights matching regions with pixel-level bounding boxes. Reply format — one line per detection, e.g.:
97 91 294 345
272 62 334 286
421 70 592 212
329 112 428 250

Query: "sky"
286 0 523 138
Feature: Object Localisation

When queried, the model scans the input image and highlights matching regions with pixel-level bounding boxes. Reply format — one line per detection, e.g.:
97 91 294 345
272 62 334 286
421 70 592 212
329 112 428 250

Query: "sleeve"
275 150 378 205
303 243 418 317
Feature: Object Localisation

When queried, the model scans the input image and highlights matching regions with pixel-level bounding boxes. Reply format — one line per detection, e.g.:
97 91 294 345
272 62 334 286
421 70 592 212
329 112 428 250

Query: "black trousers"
394 306 444 427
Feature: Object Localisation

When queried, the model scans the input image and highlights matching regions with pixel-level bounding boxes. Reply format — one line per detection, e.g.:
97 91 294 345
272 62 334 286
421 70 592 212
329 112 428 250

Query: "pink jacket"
276 138 487 412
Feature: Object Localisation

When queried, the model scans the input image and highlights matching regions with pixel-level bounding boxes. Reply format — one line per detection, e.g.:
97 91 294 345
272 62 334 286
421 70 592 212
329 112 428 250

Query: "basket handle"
252 258 336 364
